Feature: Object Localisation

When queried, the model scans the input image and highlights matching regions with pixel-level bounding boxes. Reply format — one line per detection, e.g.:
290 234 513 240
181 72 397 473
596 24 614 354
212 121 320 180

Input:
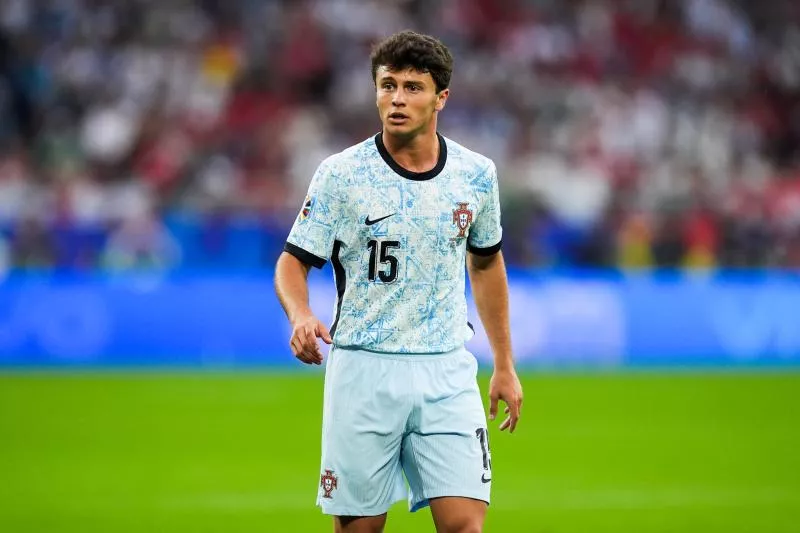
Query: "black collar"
374 132 447 181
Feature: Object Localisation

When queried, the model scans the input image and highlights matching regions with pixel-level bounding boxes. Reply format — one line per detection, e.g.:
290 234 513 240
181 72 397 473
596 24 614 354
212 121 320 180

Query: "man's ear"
435 88 450 112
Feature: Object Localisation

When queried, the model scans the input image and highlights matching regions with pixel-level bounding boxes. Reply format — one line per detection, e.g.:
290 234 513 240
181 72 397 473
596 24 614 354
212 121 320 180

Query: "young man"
275 31 523 533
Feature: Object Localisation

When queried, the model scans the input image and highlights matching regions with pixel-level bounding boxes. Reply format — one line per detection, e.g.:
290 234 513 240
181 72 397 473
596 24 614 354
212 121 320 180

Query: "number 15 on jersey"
367 240 400 283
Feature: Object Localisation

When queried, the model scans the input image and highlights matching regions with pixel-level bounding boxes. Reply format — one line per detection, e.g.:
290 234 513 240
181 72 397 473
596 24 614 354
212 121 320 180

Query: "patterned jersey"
285 132 502 354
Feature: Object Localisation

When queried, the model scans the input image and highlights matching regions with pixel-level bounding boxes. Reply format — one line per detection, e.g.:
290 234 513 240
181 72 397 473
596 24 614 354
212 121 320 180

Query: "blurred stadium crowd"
0 0 799 272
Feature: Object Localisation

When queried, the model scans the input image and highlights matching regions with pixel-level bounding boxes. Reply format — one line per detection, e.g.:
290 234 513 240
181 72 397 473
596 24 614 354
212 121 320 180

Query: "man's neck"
382 128 440 174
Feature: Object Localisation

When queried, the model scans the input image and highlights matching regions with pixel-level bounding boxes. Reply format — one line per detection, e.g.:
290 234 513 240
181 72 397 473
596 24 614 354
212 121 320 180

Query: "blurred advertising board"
0 271 799 367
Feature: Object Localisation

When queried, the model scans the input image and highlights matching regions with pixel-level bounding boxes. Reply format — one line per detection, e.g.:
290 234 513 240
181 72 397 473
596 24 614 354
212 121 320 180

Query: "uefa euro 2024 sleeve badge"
451 202 473 245
299 195 315 221
320 469 338 498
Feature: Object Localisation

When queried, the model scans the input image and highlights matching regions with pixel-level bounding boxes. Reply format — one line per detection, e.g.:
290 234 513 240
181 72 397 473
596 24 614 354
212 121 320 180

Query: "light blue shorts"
316 346 492 516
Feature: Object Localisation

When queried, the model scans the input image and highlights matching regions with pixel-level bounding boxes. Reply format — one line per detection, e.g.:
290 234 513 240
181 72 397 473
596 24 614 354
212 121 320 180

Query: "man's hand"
488 368 523 433
290 312 332 365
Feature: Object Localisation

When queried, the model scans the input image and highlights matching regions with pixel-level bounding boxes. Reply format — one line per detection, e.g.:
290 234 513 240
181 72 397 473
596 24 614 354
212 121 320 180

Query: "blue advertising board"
1 270 799 367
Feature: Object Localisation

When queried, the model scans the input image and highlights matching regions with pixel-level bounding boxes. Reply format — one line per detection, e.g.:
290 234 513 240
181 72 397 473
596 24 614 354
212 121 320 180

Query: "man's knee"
334 514 387 533
430 497 487 533
435 517 483 533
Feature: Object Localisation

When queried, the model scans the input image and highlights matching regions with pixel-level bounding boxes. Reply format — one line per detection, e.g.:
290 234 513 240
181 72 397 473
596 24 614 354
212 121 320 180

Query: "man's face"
375 66 448 138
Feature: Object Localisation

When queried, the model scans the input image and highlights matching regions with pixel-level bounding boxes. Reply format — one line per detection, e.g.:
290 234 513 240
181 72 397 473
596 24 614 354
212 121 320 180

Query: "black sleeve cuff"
467 240 502 256
284 242 327 269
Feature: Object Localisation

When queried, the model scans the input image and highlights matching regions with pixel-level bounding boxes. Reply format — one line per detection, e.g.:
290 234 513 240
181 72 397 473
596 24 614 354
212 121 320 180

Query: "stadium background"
0 0 798 531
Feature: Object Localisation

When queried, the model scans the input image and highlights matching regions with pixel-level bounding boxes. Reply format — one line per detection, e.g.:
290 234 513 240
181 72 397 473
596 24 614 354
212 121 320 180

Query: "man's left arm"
468 250 523 433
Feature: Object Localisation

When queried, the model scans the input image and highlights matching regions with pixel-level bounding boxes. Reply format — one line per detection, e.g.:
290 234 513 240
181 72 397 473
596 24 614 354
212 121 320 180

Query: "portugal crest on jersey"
452 202 473 238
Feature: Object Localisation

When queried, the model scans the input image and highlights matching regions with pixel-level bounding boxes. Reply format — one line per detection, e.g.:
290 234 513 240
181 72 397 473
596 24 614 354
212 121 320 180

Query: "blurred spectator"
103 212 181 271
10 218 55 269
0 0 798 272
0 230 10 278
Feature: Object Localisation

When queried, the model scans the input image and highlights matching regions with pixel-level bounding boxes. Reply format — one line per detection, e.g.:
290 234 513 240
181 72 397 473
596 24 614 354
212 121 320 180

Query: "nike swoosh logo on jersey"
365 213 395 226
481 473 491 484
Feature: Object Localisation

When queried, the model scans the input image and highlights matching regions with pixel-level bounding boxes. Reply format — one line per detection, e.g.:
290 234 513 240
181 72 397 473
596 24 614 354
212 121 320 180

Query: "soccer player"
274 30 523 533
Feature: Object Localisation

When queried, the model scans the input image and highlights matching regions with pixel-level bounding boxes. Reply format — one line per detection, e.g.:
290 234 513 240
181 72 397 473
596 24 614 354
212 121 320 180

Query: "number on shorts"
475 428 491 470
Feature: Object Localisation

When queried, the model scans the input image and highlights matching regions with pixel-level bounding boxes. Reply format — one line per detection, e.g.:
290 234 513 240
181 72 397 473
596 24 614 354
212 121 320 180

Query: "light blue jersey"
285 133 502 354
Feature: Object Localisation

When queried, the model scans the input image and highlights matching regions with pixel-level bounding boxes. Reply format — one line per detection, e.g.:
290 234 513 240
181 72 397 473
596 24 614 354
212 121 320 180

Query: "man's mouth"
388 112 409 122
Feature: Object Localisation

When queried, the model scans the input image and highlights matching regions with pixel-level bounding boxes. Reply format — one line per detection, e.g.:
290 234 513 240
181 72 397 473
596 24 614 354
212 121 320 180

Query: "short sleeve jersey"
285 133 502 354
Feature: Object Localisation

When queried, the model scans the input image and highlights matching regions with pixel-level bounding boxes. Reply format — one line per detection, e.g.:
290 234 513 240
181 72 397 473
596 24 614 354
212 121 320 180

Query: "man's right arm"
275 251 332 365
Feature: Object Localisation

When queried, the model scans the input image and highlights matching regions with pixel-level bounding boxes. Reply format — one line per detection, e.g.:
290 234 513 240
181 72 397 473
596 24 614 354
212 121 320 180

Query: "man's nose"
392 89 406 106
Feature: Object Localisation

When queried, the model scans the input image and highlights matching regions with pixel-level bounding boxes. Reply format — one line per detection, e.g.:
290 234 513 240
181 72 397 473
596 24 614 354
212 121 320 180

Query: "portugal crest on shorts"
320 469 338 498
452 202 473 238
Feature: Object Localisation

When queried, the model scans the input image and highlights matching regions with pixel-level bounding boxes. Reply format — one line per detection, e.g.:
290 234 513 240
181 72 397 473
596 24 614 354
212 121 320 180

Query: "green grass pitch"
0 370 798 532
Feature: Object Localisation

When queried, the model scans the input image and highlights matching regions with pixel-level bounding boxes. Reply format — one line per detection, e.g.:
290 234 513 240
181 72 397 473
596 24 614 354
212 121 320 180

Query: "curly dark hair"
370 31 454 93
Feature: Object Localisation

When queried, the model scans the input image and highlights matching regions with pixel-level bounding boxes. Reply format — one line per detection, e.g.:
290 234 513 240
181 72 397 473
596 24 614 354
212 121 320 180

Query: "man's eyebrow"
381 77 427 86
378 72 427 84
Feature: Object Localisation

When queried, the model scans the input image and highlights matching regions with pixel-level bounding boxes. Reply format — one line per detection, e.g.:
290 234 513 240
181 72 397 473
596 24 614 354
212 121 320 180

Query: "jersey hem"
284 242 327 269
332 344 467 359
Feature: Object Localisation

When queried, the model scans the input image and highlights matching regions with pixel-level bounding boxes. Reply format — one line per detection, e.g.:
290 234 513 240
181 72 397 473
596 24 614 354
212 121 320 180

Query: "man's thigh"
429 497 487 533
335 514 388 533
